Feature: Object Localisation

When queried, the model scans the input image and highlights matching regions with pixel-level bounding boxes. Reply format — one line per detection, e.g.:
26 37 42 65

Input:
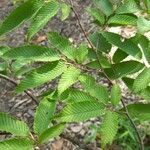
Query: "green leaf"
108 14 137 26
140 87 150 101
101 32 142 59
0 46 10 57
39 123 65 144
0 138 33 150
99 111 118 148
48 32 75 60
122 77 134 91
90 32 111 53
0 0 42 36
112 49 128 63
61 3 71 21
3 45 60 62
93 0 113 17
74 44 88 63
122 77 150 101
27 1 59 40
86 7 105 25
67 88 96 103
116 0 140 14
56 101 105 122
137 35 150 64
34 98 56 135
86 60 100 69
16 61 66 92
144 0 150 14
133 68 150 93
58 66 80 95
104 61 144 79
137 17 150 34
79 74 109 104
127 103 150 121
111 84 121 106
99 54 111 68
0 112 29 136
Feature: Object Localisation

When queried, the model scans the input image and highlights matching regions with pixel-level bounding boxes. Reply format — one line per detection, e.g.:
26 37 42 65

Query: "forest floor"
0 0 149 150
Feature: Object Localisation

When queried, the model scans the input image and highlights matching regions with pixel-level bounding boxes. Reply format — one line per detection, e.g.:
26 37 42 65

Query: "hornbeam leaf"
90 32 111 53
112 49 128 63
111 84 121 106
99 111 118 148
108 14 137 26
39 123 65 144
101 32 142 59
127 103 150 121
48 32 75 60
0 138 33 150
67 88 96 103
61 3 71 21
133 68 150 93
56 101 105 122
79 74 112 104
104 61 144 79
116 0 140 14
0 0 42 36
34 98 56 135
3 45 60 62
87 7 105 25
16 61 66 92
0 112 29 136
27 1 59 40
93 0 113 17
137 17 150 34
58 66 80 95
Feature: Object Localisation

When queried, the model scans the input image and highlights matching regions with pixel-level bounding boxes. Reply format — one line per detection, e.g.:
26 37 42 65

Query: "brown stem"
69 1 144 149
0 74 38 105
121 99 144 150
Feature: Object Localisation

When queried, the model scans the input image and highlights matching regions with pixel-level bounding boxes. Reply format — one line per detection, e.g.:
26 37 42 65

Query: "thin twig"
69 0 113 84
121 99 144 150
69 1 144 149
0 74 38 105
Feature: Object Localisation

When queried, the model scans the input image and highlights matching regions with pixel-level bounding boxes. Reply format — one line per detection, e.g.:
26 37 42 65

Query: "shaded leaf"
127 103 150 121
93 0 113 17
101 31 142 59
104 61 144 79
87 7 105 25
90 32 111 53
113 49 128 63
16 61 66 92
3 45 60 62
